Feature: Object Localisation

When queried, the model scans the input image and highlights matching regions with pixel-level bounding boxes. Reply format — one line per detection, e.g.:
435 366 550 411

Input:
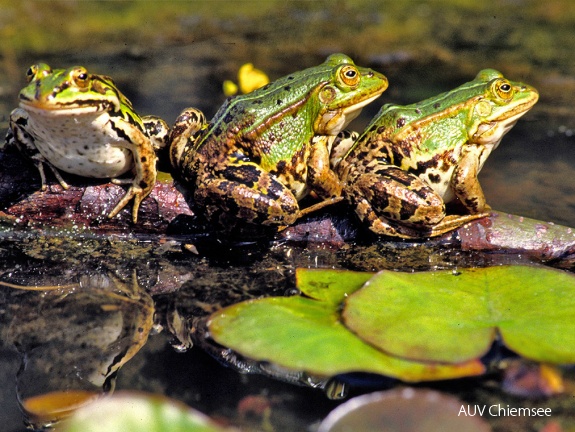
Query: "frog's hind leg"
142 116 170 152
347 163 489 238
169 107 208 172
348 164 445 227
194 162 301 228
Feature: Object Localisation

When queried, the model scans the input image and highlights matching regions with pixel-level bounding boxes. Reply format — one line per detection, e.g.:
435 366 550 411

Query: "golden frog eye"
25 66 37 83
26 64 52 83
339 65 360 87
494 79 514 100
71 67 90 88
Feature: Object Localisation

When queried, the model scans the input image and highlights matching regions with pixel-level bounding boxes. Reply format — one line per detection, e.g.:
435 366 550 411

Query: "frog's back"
210 64 335 136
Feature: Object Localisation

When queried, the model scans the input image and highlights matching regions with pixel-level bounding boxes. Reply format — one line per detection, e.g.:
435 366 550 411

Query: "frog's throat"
318 93 383 136
471 110 530 148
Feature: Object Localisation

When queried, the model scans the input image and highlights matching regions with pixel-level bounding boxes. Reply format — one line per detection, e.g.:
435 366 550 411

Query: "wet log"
458 211 575 268
0 145 193 234
2 145 575 268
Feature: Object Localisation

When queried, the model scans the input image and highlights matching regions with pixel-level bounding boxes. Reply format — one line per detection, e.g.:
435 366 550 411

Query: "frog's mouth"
317 93 383 136
20 100 112 115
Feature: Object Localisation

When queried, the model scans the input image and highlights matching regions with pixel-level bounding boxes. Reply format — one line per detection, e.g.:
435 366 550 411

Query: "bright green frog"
333 69 539 238
6 63 169 223
169 53 388 229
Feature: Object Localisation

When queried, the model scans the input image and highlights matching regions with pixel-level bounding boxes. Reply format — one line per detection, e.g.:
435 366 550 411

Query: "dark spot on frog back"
396 117 406 128
275 160 287 174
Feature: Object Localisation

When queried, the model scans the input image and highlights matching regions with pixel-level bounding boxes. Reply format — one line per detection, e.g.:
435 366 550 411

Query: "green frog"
169 53 388 229
333 69 539 238
5 63 169 223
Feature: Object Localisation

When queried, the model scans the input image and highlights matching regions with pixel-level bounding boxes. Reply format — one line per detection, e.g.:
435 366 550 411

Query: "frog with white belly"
6 63 169 223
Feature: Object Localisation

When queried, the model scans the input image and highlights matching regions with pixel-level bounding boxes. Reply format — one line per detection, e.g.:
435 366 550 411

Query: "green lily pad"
60 392 234 432
208 269 484 382
343 265 575 364
296 268 374 305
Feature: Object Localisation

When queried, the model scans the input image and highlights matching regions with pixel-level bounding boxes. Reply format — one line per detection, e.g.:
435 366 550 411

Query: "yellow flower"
223 63 270 96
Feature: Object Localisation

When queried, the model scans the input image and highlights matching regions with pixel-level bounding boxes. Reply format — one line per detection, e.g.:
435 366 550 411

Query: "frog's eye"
71 67 90 88
339 65 360 87
494 79 514 100
25 66 36 83
25 64 52 83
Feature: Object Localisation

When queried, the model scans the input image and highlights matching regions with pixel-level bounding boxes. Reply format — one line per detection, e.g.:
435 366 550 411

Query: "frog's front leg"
347 164 446 238
451 145 489 213
7 108 70 190
195 159 300 228
108 121 158 223
308 135 343 199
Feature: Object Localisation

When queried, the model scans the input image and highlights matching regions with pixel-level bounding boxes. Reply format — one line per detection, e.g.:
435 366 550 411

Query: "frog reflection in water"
169 54 388 230
5 63 169 223
1 273 154 428
332 69 539 238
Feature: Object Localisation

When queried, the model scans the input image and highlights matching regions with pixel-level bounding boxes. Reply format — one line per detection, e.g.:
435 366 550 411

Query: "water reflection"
0 273 154 429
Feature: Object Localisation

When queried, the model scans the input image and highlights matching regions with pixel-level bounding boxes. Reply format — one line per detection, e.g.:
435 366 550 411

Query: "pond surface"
1 1 575 431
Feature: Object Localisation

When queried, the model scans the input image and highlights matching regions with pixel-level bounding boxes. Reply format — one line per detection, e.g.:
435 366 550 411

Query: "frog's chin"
317 93 383 135
471 111 526 148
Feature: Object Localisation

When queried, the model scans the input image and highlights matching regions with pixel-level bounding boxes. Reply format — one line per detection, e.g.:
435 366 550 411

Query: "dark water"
1 1 575 431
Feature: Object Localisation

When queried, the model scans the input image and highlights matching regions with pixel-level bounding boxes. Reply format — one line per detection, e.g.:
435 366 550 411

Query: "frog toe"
107 184 148 223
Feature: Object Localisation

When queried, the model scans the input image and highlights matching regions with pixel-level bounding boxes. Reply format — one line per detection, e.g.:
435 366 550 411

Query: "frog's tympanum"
169 54 388 229
6 63 169 223
333 69 539 238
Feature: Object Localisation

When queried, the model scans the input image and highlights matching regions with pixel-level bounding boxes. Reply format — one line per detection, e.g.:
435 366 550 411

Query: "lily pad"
208 269 484 382
60 392 234 432
318 388 491 432
343 265 575 364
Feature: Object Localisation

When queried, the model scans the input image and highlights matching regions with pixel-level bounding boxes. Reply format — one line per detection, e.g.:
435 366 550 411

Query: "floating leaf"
60 392 234 432
343 265 575 364
318 388 491 432
296 268 373 305
208 269 483 382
